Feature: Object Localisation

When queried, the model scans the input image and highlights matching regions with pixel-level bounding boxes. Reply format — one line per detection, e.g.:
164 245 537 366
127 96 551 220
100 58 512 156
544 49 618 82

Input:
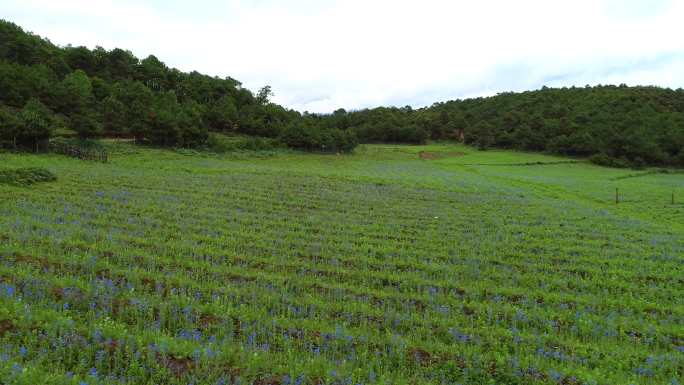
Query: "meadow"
0 143 683 385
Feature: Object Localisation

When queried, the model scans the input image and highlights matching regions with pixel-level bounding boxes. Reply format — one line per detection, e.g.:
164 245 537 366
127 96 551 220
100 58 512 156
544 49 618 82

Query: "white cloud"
3 0 683 112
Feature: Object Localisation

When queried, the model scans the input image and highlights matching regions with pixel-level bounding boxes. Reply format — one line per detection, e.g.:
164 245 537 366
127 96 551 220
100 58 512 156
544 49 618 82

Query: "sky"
3 0 684 113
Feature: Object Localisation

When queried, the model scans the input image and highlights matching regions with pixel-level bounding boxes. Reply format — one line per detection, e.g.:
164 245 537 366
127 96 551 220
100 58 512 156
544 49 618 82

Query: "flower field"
0 143 683 384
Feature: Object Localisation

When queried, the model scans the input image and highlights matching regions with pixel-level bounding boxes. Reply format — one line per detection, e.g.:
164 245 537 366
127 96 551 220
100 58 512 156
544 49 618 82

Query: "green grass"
0 143 682 385
0 167 56 186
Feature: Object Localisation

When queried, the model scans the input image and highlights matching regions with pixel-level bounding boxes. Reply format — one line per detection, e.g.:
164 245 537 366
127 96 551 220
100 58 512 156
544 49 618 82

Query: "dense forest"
0 20 356 153
1 19 683 165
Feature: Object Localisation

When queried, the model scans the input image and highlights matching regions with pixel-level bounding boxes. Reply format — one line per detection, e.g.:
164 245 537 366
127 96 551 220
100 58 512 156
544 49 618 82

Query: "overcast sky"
3 0 684 112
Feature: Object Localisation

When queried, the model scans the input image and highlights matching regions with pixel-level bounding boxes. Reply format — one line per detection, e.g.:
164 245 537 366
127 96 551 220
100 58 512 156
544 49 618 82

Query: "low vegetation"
0 167 56 186
0 142 682 384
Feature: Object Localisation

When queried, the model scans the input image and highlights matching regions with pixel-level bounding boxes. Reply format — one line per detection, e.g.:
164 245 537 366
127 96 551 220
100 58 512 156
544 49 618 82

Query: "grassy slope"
0 143 682 384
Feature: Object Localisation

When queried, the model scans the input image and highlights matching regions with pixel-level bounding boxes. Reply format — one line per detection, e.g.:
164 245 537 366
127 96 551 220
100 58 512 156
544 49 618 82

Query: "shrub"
207 134 283 152
589 153 630 168
0 167 56 185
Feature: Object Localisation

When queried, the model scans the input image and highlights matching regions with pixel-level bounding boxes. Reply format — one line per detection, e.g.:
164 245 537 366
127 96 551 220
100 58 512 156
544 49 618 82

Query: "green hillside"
1 19 683 165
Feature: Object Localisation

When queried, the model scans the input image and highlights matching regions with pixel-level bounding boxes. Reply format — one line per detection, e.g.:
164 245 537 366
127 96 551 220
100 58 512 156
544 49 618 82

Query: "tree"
205 96 238 131
105 48 139 80
62 70 101 137
256 85 273 105
62 70 93 106
146 91 181 146
139 55 167 91
101 96 126 135
178 101 207 147
111 80 153 140
64 46 98 74
0 105 20 148
473 121 495 150
18 98 53 151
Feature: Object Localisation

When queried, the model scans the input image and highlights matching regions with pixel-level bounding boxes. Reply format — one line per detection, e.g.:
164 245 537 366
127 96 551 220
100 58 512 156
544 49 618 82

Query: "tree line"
314 86 684 166
1 19 683 165
0 20 356 153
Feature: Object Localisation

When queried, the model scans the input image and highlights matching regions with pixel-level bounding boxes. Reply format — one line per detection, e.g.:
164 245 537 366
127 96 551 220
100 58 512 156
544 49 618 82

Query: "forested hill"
315 86 684 167
1 19 683 166
0 20 357 152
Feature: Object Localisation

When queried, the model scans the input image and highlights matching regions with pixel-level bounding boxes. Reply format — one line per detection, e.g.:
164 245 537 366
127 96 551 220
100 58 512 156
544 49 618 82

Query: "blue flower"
635 367 654 377
19 346 27 357
89 367 98 377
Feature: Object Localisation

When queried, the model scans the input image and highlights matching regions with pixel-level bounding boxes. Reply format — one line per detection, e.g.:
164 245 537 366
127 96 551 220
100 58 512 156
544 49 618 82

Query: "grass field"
0 143 683 385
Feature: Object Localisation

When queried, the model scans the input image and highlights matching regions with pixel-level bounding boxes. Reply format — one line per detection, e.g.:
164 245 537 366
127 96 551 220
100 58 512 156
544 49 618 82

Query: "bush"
589 153 630 168
207 134 283 152
0 167 56 185
677 150 684 167
280 120 358 153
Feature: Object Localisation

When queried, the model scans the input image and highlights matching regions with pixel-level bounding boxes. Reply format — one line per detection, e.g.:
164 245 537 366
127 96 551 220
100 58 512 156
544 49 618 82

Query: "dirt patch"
159 354 195 378
199 313 221 328
0 319 16 336
419 151 438 160
408 347 433 366
419 151 466 160
254 375 286 385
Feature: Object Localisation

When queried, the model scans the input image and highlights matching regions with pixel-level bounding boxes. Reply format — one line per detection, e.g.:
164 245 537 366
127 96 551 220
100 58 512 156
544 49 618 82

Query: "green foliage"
588 153 631 168
0 167 56 185
144 92 208 147
0 104 20 147
16 98 54 150
109 80 153 139
336 106 428 144
0 19 330 151
101 95 126 134
205 96 238 131
206 133 283 152
4 18 684 161
279 118 358 153
316 86 684 166
256 85 273 105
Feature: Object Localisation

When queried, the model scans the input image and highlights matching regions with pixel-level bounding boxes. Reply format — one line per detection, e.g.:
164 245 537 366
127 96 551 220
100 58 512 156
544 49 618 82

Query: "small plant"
0 167 57 186
589 153 630 168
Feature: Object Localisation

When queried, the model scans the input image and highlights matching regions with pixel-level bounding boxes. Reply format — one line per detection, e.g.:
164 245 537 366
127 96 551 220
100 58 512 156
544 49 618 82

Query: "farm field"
0 143 683 385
